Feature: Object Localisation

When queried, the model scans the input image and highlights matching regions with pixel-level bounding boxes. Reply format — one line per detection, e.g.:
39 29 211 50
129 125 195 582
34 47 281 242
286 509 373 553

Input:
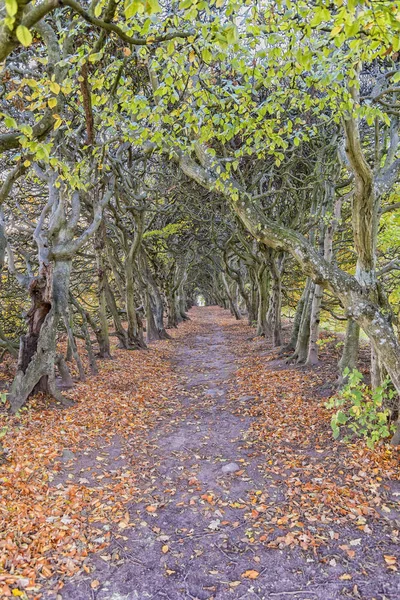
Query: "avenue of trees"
1 0 400 442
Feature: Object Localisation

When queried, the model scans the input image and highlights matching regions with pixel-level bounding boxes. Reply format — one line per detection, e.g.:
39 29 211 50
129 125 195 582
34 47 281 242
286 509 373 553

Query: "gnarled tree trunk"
9 260 72 413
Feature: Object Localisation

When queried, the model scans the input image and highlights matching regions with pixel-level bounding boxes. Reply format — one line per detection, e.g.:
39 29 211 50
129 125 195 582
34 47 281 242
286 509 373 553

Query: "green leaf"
94 2 103 17
5 0 18 17
16 25 33 47
225 24 238 45
4 116 17 128
202 48 212 63
89 52 102 63
4 16 16 30
336 410 347 425
125 0 145 17
146 0 161 13
20 124 33 137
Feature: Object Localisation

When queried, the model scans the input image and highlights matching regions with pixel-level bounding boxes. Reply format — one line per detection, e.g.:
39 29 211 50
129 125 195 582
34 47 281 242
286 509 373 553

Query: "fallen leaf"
242 570 259 579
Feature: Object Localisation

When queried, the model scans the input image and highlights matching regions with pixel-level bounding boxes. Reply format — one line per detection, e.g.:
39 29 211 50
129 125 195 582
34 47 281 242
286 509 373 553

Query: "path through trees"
1 308 399 599
1 1 400 597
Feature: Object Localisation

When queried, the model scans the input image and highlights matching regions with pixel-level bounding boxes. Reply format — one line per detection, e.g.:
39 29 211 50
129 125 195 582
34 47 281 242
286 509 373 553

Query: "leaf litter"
0 306 399 599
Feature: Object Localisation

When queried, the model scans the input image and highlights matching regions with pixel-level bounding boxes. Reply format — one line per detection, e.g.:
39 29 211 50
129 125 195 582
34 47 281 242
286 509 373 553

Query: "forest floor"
1 307 400 600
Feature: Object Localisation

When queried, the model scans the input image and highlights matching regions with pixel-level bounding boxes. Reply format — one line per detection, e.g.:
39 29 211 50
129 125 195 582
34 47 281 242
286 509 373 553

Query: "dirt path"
49 307 399 600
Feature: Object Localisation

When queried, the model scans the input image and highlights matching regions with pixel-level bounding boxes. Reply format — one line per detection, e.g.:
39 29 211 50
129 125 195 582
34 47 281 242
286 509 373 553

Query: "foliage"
326 369 396 448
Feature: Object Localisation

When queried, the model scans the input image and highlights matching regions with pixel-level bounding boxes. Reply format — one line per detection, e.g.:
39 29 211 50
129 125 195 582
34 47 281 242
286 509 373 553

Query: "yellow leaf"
330 25 342 37
162 544 169 553
15 25 32 47
339 574 352 580
48 97 57 109
49 81 61 94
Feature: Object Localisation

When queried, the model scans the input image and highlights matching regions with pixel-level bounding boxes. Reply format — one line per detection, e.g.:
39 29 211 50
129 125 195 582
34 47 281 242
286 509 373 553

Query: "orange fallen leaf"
146 505 157 513
91 580 100 589
242 570 259 579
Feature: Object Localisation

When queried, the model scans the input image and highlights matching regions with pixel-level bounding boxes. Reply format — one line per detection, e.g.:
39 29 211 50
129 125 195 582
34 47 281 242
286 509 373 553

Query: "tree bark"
8 261 73 413
63 310 86 380
266 252 283 346
221 272 241 320
285 281 308 353
255 263 269 336
94 224 112 358
291 282 314 363
338 318 360 383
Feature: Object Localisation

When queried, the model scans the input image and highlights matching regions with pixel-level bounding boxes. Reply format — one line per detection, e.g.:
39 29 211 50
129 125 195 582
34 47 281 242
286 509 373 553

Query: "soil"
41 307 399 600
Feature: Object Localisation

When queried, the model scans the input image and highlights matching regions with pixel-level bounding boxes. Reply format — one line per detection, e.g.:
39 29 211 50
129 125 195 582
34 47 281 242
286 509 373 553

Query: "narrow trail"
50 307 399 600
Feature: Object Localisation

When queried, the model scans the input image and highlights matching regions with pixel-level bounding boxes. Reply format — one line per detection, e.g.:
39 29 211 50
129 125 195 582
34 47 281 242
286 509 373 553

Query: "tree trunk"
56 354 74 388
291 282 314 363
266 253 283 346
256 264 268 336
125 266 146 349
80 310 98 375
166 290 180 328
221 272 241 320
94 225 111 358
104 279 129 348
141 256 170 340
306 283 323 365
9 261 73 413
285 281 308 352
146 291 161 342
63 310 86 380
338 318 360 384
